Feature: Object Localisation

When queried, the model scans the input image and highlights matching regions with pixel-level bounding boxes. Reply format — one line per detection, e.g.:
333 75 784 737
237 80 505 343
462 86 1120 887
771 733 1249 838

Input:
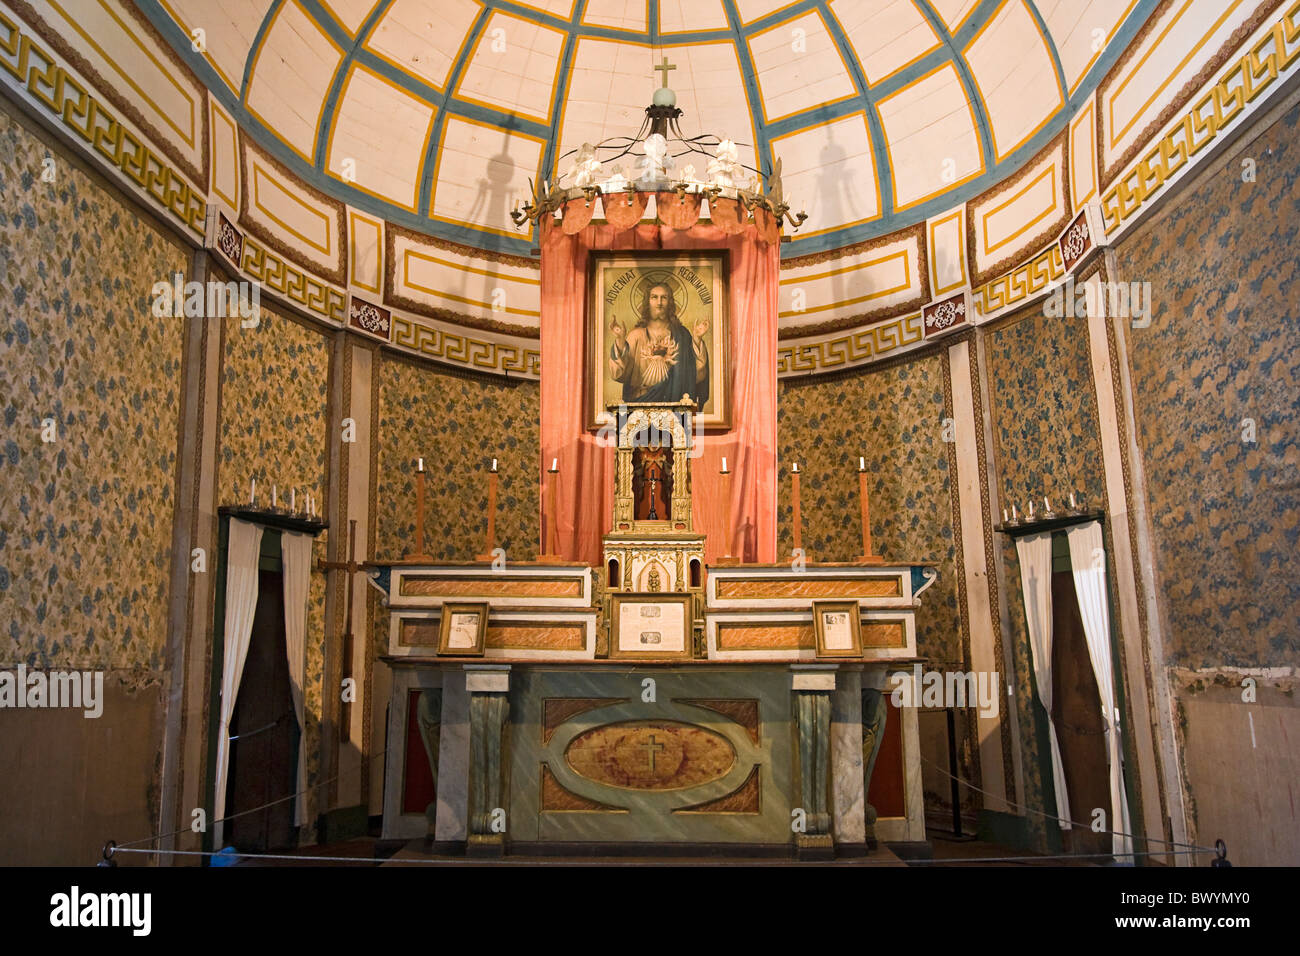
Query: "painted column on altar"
539 218 779 566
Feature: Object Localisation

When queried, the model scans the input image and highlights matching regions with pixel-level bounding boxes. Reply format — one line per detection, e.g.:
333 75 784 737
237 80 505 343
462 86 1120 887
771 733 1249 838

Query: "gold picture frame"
812 600 863 658
436 602 489 657
608 592 693 661
587 251 730 431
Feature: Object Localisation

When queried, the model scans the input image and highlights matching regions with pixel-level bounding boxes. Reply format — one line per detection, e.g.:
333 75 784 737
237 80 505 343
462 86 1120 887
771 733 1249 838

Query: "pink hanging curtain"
539 215 778 566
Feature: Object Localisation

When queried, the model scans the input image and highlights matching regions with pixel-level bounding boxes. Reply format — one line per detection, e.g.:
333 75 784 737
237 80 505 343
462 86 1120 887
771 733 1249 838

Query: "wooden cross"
642 733 666 772
317 519 370 743
652 55 676 87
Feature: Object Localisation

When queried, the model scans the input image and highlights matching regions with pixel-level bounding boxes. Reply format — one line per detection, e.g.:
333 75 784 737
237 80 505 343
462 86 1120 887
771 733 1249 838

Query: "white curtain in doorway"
214 518 264 848
281 531 312 828
1066 521 1134 862
1015 531 1071 830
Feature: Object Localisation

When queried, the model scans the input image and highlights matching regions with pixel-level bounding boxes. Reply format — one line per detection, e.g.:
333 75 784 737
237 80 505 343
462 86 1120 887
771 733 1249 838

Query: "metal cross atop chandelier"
511 56 808 240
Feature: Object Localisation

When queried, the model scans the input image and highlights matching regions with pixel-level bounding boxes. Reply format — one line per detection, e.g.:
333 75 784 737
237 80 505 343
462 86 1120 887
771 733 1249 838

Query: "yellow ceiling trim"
981 163 1057 255
252 160 335 256
779 248 908 285
1108 0 1244 147
875 61 985 212
403 248 541 286
323 61 436 212
348 210 383 294
209 101 240 208
928 208 966 295
49 0 197 149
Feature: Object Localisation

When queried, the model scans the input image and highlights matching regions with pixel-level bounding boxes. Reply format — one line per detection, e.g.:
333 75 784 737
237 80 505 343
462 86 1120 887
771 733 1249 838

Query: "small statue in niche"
647 565 662 592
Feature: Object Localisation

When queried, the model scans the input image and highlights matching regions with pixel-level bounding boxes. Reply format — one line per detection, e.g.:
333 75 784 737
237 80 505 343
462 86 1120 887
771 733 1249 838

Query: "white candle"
551 457 558 472
250 478 255 505
1003 508 1008 523
721 456 728 472
1044 496 1052 512
491 458 498 473
1011 503 1018 520
418 457 424 473
1027 500 1035 517
291 488 296 512
792 462 799 474
859 456 865 472
272 484 277 508
1069 492 1077 509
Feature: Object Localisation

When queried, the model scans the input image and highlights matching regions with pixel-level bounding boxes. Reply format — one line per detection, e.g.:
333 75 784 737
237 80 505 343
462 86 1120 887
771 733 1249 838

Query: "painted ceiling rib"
816 0 895 221
1023 0 1069 108
312 0 398 170
722 0 775 181
911 0 997 172
240 0 287 104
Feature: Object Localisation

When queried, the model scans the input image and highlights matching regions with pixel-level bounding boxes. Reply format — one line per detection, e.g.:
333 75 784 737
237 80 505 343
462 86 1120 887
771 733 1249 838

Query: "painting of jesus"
588 253 729 429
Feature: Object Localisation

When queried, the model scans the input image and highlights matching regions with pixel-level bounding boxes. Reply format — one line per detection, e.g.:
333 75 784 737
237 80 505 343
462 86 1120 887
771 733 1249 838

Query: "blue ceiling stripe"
741 0 824 34
911 0 996 171
133 0 1164 263
647 0 659 44
535 1 587 245
416 4 493 216
816 1 895 220
240 0 287 103
1023 0 1069 106
1065 0 1162 110
484 0 574 32
312 0 396 169
297 0 356 47
951 0 1006 46
722 0 774 179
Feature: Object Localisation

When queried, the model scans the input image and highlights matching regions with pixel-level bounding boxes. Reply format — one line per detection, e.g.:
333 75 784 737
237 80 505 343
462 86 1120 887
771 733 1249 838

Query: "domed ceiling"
139 0 1153 257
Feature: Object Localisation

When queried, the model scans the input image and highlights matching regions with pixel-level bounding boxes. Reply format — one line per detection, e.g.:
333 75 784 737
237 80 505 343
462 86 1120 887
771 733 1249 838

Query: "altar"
376 83 934 858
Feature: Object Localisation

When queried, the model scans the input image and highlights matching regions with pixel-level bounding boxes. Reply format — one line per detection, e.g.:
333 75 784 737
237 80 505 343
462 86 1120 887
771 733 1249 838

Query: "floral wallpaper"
375 356 541 563
1116 99 1300 670
986 309 1105 515
216 299 332 822
777 352 962 665
0 106 186 671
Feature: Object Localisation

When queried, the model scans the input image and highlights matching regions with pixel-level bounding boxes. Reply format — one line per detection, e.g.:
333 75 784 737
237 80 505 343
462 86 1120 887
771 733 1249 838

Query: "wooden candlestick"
409 468 434 562
791 466 804 560
716 464 741 565
857 470 885 564
477 467 499 561
537 460 564 563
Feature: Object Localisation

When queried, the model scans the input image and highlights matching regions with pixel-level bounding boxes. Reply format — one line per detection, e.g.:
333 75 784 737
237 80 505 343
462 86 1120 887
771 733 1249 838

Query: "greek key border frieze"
390 314 541 377
0 10 206 237
1099 2 1300 234
777 312 925 376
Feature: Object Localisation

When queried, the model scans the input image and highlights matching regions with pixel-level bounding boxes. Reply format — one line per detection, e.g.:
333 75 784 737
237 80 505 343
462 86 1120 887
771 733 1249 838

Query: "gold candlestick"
857 465 885 564
477 461 499 561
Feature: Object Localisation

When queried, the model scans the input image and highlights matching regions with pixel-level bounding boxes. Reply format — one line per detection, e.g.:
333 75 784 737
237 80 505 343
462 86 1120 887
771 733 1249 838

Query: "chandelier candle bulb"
1069 492 1077 510
291 488 295 512
721 456 728 473
1044 497 1052 513
272 485 277 509
417 457 424 473
859 456 866 472
250 478 255 505
491 458 498 473
1012 503 1019 521
1027 500 1035 518
551 458 558 472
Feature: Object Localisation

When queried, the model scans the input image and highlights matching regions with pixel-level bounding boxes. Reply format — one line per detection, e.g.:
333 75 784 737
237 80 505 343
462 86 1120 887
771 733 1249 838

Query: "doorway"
224 567 299 852
1049 539 1111 857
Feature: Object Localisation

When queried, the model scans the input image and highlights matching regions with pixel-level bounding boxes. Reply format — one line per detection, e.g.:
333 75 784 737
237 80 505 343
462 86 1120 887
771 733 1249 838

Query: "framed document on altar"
609 593 692 661
437 602 489 656
588 252 730 430
813 601 862 658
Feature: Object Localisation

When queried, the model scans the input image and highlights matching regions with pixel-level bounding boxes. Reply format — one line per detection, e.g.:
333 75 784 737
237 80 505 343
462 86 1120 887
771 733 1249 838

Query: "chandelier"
511 58 807 239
